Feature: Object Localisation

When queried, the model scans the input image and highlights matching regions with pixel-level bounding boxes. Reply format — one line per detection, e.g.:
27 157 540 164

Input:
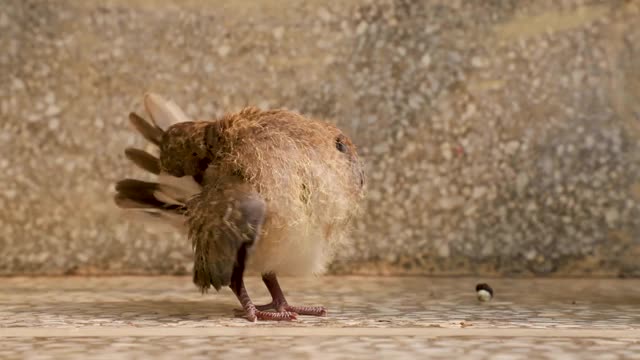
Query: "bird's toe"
283 305 327 317
255 310 298 321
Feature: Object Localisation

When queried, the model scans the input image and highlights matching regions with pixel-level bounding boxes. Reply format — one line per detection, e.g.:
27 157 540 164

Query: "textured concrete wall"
2 0 640 276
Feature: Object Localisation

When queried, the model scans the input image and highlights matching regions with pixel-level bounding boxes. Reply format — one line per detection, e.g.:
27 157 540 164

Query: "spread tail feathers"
115 93 202 233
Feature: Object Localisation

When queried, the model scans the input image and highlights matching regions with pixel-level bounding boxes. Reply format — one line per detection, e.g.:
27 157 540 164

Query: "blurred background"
1 0 639 278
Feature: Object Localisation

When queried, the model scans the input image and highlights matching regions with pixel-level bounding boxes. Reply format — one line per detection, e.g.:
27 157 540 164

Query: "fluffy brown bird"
114 93 365 321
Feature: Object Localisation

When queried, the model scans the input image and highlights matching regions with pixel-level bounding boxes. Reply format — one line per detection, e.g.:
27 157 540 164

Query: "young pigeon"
114 93 365 321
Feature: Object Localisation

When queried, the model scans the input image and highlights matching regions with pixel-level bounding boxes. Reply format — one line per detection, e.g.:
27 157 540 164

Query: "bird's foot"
254 301 327 316
234 305 298 322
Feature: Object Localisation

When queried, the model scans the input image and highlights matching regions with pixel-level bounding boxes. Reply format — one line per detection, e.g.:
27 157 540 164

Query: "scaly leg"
229 247 297 322
254 272 327 316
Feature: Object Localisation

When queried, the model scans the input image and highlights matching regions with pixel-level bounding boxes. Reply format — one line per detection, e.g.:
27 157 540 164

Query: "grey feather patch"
124 147 161 175
128 112 163 146
189 181 266 292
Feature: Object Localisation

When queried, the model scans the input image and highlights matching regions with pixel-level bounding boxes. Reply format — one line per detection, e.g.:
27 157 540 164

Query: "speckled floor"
1 276 639 359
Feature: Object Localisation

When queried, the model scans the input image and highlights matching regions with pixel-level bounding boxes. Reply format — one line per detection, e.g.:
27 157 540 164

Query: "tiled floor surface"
1 276 639 359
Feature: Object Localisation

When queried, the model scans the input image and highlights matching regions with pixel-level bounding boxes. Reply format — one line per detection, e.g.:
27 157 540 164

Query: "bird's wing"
187 177 266 292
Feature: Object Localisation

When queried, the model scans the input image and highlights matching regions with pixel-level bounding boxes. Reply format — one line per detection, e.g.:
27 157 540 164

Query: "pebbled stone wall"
1 0 639 276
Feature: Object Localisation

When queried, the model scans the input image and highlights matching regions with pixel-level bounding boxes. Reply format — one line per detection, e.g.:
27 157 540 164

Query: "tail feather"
116 179 162 203
124 147 161 175
153 188 184 207
157 174 201 200
128 112 163 146
144 93 191 129
114 178 190 232
114 193 158 210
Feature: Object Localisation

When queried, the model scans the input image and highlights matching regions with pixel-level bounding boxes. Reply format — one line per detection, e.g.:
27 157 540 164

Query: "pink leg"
255 272 327 316
231 275 298 322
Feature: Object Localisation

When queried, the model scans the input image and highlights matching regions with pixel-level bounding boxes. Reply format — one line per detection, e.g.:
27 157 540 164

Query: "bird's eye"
335 136 347 153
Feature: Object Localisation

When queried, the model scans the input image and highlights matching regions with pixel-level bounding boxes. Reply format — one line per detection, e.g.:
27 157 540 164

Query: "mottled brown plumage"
114 93 365 322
